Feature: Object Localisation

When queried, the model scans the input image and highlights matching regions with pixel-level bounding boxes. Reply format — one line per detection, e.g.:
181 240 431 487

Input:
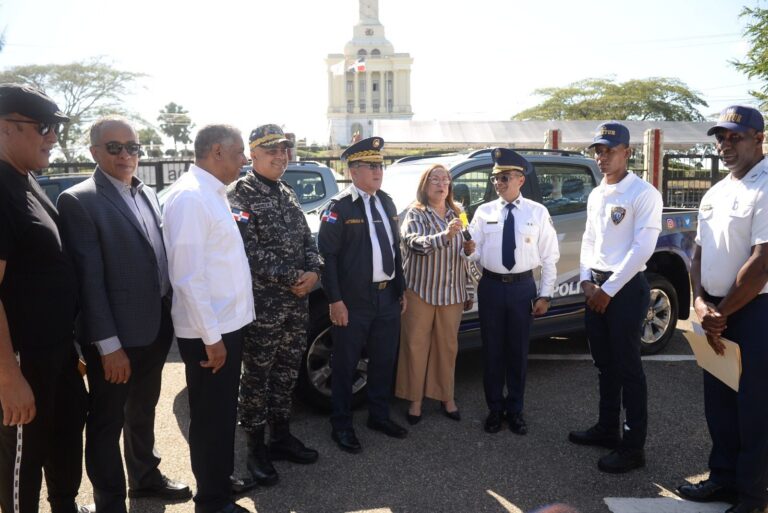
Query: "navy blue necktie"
502 203 516 270
370 195 395 276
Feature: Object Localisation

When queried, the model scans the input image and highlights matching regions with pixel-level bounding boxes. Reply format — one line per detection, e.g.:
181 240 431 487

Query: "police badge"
610 206 626 225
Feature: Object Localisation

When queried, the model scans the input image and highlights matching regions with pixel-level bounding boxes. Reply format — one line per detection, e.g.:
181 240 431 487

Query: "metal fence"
662 154 726 208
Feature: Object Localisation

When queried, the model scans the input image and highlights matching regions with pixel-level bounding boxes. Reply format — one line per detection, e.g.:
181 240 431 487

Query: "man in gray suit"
57 117 190 513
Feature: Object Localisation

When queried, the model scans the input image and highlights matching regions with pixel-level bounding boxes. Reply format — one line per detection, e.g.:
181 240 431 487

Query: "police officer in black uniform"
317 136 408 453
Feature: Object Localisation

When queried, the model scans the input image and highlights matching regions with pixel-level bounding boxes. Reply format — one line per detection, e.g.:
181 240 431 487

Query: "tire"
297 312 369 411
641 272 678 355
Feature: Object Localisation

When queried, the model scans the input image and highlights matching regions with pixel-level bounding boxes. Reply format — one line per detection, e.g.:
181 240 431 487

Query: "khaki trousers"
395 289 463 402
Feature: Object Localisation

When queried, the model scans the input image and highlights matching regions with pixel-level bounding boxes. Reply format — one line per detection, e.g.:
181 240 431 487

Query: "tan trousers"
395 289 464 402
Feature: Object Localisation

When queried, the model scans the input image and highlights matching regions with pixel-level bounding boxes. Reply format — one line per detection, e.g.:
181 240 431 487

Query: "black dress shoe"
508 412 527 435
230 475 258 495
366 417 408 439
568 423 620 449
269 432 319 464
405 411 422 425
597 447 645 473
484 411 503 433
214 502 252 513
128 475 192 500
441 404 461 421
332 428 362 453
677 479 738 504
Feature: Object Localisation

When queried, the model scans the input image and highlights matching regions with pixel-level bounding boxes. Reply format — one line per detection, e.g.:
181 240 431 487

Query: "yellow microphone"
459 211 471 240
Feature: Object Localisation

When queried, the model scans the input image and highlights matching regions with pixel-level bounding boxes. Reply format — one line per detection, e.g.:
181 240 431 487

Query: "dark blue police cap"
341 136 384 163
588 122 630 149
491 148 531 176
707 105 765 136
0 83 69 123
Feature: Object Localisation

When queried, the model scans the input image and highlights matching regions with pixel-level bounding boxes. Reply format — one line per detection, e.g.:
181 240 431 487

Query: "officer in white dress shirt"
568 122 662 475
468 148 559 436
675 106 768 513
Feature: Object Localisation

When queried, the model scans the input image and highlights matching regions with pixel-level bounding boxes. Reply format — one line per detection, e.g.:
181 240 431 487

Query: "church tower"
326 0 413 146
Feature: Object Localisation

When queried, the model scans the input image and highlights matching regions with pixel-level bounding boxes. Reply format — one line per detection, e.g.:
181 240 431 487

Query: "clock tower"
326 0 413 146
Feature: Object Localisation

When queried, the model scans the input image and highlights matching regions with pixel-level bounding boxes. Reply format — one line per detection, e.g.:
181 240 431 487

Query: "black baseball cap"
0 83 70 123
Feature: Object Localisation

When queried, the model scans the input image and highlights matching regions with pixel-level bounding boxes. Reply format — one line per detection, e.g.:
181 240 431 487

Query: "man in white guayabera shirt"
162 124 255 513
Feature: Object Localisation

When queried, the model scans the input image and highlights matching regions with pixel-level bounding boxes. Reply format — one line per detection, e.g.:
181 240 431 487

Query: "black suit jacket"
318 186 405 307
57 167 167 348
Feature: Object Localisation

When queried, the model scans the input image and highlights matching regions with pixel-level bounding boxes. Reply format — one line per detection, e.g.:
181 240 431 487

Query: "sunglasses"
353 162 384 171
490 173 523 184
102 141 142 156
3 118 62 136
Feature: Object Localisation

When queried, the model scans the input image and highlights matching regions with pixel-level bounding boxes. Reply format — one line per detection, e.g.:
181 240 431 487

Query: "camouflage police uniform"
228 171 321 431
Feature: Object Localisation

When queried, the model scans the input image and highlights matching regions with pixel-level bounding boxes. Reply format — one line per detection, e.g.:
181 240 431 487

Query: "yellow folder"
684 322 742 392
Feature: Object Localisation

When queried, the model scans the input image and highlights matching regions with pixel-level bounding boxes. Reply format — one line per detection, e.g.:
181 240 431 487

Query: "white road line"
605 497 730 513
529 354 696 361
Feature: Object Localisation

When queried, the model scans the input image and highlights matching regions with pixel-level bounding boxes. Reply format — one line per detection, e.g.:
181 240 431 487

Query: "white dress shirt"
162 164 255 345
468 194 560 297
696 157 768 297
579 172 663 297
352 186 395 282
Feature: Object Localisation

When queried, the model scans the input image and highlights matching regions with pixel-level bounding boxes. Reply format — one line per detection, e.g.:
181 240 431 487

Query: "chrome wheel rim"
641 288 672 347
306 326 368 397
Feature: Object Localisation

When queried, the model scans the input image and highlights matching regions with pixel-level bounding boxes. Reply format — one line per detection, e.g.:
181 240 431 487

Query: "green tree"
731 6 768 109
158 103 194 151
512 77 708 121
0 58 145 161
138 127 163 158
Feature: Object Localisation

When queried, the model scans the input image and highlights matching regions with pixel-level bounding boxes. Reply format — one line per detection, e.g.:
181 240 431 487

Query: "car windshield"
383 156 465 214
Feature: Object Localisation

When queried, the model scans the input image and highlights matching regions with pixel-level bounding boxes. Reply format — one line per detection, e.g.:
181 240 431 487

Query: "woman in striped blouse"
395 164 475 424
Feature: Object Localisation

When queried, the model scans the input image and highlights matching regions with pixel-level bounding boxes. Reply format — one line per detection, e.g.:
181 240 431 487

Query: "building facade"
327 0 413 146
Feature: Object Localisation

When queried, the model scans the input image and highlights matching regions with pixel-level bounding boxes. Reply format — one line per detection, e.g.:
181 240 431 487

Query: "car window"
39 182 62 204
283 171 326 205
452 165 493 220
534 164 596 216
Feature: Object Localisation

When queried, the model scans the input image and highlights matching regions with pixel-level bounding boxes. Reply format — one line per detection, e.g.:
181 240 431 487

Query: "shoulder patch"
231 207 251 224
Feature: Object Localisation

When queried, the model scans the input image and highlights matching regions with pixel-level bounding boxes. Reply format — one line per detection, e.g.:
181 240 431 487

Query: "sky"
0 0 764 149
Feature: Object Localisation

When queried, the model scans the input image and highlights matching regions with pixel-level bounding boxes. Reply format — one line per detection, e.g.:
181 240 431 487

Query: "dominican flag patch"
321 209 338 224
231 208 251 224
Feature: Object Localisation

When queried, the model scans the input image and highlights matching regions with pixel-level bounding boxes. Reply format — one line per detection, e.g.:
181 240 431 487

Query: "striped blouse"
400 205 473 306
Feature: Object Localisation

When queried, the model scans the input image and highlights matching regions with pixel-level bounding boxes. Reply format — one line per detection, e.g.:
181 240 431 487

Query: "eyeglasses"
353 162 384 171
428 177 451 185
714 132 747 145
2 118 62 136
102 141 142 156
490 173 523 184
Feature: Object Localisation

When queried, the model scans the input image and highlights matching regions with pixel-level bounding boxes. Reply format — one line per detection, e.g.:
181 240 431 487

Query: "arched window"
371 49 381 58
357 49 367 57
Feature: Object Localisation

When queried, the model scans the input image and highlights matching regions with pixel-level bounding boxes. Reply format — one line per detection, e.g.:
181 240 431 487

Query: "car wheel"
641 272 678 355
297 314 369 411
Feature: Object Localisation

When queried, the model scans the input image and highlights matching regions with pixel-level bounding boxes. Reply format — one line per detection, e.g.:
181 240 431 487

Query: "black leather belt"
373 280 390 290
591 269 613 286
482 269 533 283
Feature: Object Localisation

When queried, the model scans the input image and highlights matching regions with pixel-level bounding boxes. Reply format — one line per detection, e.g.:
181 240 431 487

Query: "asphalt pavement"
40 320 717 513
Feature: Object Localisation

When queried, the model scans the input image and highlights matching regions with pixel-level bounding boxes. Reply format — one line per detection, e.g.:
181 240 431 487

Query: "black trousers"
81 305 173 513
178 330 243 513
584 272 649 450
478 275 537 415
0 346 87 513
704 293 768 508
330 284 401 431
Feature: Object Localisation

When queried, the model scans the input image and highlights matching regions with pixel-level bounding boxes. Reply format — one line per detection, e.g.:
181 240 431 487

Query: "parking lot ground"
41 319 719 513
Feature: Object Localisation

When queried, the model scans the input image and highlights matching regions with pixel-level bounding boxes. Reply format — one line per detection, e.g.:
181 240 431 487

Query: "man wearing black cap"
0 84 88 513
568 122 662 474
467 148 559 436
318 136 408 453
227 124 321 485
675 106 768 513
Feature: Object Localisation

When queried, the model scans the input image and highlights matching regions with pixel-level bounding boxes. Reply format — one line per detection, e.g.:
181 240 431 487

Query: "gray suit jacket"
57 167 167 348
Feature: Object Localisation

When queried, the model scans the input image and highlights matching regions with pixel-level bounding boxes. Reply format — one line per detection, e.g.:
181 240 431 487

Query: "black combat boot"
246 426 278 486
269 420 319 464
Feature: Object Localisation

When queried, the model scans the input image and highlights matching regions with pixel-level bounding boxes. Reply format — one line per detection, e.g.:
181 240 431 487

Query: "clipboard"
684 322 742 392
